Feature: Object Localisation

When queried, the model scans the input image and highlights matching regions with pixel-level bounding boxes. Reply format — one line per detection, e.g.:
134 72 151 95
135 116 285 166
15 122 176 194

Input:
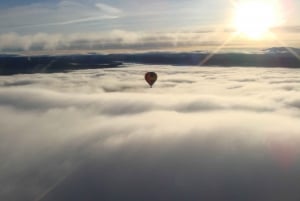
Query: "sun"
234 1 280 39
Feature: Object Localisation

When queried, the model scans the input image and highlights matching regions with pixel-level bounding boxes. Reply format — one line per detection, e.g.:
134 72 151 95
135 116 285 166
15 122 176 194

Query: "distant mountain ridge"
0 47 300 75
263 47 300 54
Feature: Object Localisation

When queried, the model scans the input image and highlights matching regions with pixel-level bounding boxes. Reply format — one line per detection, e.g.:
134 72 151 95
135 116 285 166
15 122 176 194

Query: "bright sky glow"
234 0 282 39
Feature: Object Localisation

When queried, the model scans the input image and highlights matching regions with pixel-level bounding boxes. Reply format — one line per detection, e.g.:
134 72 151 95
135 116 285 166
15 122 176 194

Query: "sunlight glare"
234 1 281 39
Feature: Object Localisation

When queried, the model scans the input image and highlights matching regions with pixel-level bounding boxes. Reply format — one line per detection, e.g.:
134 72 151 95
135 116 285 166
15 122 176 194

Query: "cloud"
0 30 229 52
1 28 300 53
95 3 122 14
1 65 300 201
272 26 300 33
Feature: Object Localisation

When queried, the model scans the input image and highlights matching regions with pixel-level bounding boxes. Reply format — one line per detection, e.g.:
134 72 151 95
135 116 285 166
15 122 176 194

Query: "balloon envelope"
145 72 157 87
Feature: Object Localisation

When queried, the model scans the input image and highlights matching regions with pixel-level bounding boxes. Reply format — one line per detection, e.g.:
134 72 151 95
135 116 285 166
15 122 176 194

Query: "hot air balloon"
145 72 157 88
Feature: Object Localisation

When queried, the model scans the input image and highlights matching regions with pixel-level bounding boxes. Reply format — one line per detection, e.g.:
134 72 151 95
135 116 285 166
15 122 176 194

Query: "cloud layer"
0 30 228 52
1 65 300 201
1 30 300 53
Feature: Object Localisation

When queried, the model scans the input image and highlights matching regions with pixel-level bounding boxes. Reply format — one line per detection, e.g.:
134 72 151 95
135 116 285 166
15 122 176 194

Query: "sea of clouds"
1 64 300 201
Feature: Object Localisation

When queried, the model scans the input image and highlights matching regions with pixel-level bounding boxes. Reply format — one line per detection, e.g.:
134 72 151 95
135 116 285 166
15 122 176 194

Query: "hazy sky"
0 0 231 33
0 0 300 52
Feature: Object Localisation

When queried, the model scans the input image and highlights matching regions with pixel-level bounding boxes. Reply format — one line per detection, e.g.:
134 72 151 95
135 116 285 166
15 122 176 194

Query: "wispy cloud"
95 3 122 14
272 25 300 33
0 30 229 52
1 28 300 53
0 1 122 31
0 0 237 35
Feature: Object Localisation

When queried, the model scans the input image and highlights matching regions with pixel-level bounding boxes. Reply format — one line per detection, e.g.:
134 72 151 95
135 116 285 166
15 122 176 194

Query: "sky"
0 0 300 53
1 65 300 200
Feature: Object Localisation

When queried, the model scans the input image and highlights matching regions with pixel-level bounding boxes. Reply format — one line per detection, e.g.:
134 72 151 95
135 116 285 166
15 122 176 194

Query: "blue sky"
0 0 231 34
0 0 299 53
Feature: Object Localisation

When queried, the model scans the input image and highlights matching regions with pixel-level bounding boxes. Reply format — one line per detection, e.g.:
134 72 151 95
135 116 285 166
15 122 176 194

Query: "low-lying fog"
1 64 300 201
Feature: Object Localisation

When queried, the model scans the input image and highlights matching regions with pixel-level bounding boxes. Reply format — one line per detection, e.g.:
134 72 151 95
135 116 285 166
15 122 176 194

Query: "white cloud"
95 3 122 14
0 30 228 52
1 66 300 200
1 28 300 53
